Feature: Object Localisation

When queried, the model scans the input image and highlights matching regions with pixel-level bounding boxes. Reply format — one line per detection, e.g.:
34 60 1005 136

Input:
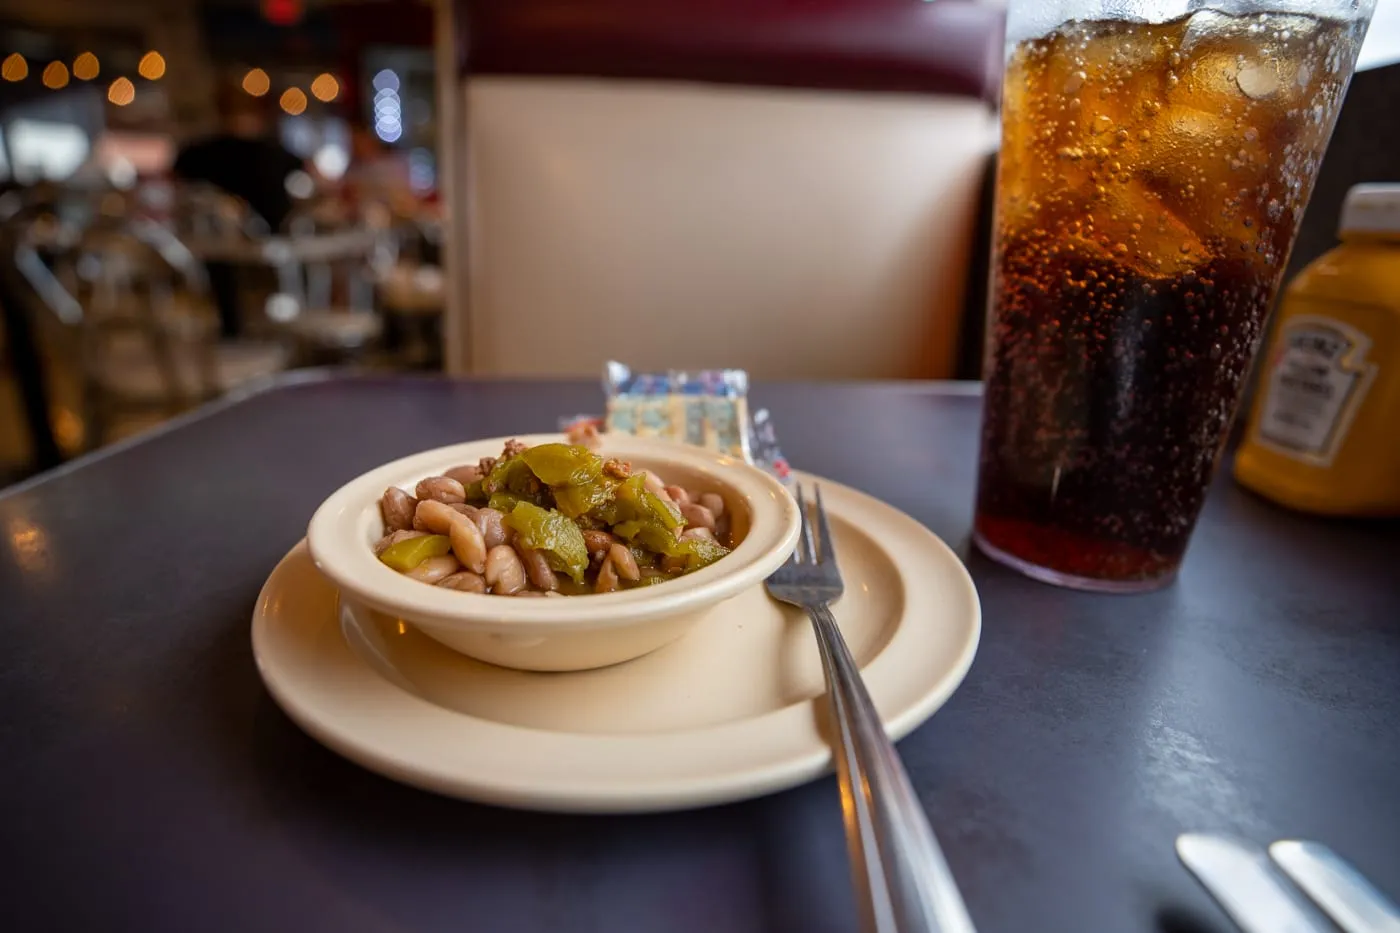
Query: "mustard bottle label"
1255 315 1378 466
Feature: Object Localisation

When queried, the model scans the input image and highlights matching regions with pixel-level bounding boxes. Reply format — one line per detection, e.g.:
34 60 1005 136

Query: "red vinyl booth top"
455 0 1006 102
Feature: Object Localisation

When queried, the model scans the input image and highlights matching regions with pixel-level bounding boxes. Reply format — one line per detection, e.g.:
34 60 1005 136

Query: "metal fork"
765 483 977 933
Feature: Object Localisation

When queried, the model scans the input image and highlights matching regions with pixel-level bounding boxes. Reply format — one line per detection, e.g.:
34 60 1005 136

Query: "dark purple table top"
2 374 1397 933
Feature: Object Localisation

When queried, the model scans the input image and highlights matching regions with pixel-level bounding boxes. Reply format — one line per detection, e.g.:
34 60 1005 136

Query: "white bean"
414 499 462 535
484 544 526 595
405 555 460 583
449 516 487 574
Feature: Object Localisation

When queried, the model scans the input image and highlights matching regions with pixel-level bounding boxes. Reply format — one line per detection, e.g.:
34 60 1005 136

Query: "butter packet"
605 362 752 461
563 362 790 485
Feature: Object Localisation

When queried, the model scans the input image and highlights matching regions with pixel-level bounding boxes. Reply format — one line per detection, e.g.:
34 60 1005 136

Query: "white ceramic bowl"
306 434 800 672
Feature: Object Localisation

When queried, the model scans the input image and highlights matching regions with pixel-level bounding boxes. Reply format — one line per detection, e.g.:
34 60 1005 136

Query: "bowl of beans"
306 434 800 671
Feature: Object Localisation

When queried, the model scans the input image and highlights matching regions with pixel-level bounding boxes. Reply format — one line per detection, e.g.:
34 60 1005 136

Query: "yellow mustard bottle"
1234 183 1400 516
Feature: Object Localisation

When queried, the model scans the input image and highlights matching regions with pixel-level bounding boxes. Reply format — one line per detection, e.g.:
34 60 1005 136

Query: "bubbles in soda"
976 9 1365 585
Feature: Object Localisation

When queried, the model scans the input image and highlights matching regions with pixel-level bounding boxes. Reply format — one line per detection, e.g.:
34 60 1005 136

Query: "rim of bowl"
306 434 801 633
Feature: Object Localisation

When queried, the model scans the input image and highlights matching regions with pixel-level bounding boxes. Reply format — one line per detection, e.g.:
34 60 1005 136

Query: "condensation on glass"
974 0 1377 591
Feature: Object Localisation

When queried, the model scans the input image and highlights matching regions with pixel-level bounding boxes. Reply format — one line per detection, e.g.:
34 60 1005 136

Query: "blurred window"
1358 0 1400 71
7 118 90 183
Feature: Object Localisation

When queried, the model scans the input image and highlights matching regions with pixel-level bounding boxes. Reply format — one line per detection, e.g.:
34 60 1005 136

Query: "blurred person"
173 84 305 338
343 126 413 215
174 84 303 231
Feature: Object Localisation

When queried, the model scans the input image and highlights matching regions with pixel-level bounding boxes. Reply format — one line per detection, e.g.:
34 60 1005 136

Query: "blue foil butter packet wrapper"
561 362 791 485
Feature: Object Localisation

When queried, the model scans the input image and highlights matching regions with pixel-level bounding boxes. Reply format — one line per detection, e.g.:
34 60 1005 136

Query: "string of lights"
3 49 340 115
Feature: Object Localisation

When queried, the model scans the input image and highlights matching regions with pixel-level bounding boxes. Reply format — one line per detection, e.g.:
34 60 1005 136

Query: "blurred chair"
273 206 384 364
378 261 445 369
448 0 1004 378
171 182 273 243
15 205 290 449
0 188 69 471
368 200 446 369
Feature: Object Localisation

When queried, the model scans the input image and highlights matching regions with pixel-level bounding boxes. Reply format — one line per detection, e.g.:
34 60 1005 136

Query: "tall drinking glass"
974 0 1376 592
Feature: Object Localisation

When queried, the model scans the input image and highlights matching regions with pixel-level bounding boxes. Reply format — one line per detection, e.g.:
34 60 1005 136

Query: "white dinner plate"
251 472 981 813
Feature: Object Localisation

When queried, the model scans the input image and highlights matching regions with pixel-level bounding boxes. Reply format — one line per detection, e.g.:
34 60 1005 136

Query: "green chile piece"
553 476 616 519
520 443 604 487
504 502 589 584
484 457 538 498
379 534 452 572
606 474 682 531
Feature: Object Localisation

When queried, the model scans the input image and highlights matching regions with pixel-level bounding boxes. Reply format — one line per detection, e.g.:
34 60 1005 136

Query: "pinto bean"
438 571 487 593
415 476 466 504
484 544 526 595
582 529 618 560
608 543 641 582
595 557 620 594
442 464 482 486
518 546 558 591
374 529 427 555
698 492 725 520
380 488 417 531
641 471 671 501
680 503 717 532
474 507 510 549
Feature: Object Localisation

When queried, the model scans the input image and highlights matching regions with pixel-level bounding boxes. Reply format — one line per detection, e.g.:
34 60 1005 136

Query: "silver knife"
1270 840 1400 933
1176 833 1330 933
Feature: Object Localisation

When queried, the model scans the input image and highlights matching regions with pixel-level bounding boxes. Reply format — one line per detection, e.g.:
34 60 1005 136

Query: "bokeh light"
137 51 165 80
310 73 339 102
2 53 26 82
242 67 270 97
372 72 402 143
107 77 135 106
313 143 349 180
73 52 99 81
42 61 69 90
279 87 307 116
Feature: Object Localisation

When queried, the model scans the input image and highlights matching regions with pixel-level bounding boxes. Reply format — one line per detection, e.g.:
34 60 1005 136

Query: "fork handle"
806 601 977 933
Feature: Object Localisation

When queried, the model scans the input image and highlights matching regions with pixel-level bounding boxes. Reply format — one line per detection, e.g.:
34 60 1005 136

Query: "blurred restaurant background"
1 0 1398 486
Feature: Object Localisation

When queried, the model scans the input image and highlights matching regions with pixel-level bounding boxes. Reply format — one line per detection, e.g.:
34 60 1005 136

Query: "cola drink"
975 6 1372 590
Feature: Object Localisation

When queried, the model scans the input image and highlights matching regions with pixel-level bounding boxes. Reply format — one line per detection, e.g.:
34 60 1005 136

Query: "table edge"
0 373 984 500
